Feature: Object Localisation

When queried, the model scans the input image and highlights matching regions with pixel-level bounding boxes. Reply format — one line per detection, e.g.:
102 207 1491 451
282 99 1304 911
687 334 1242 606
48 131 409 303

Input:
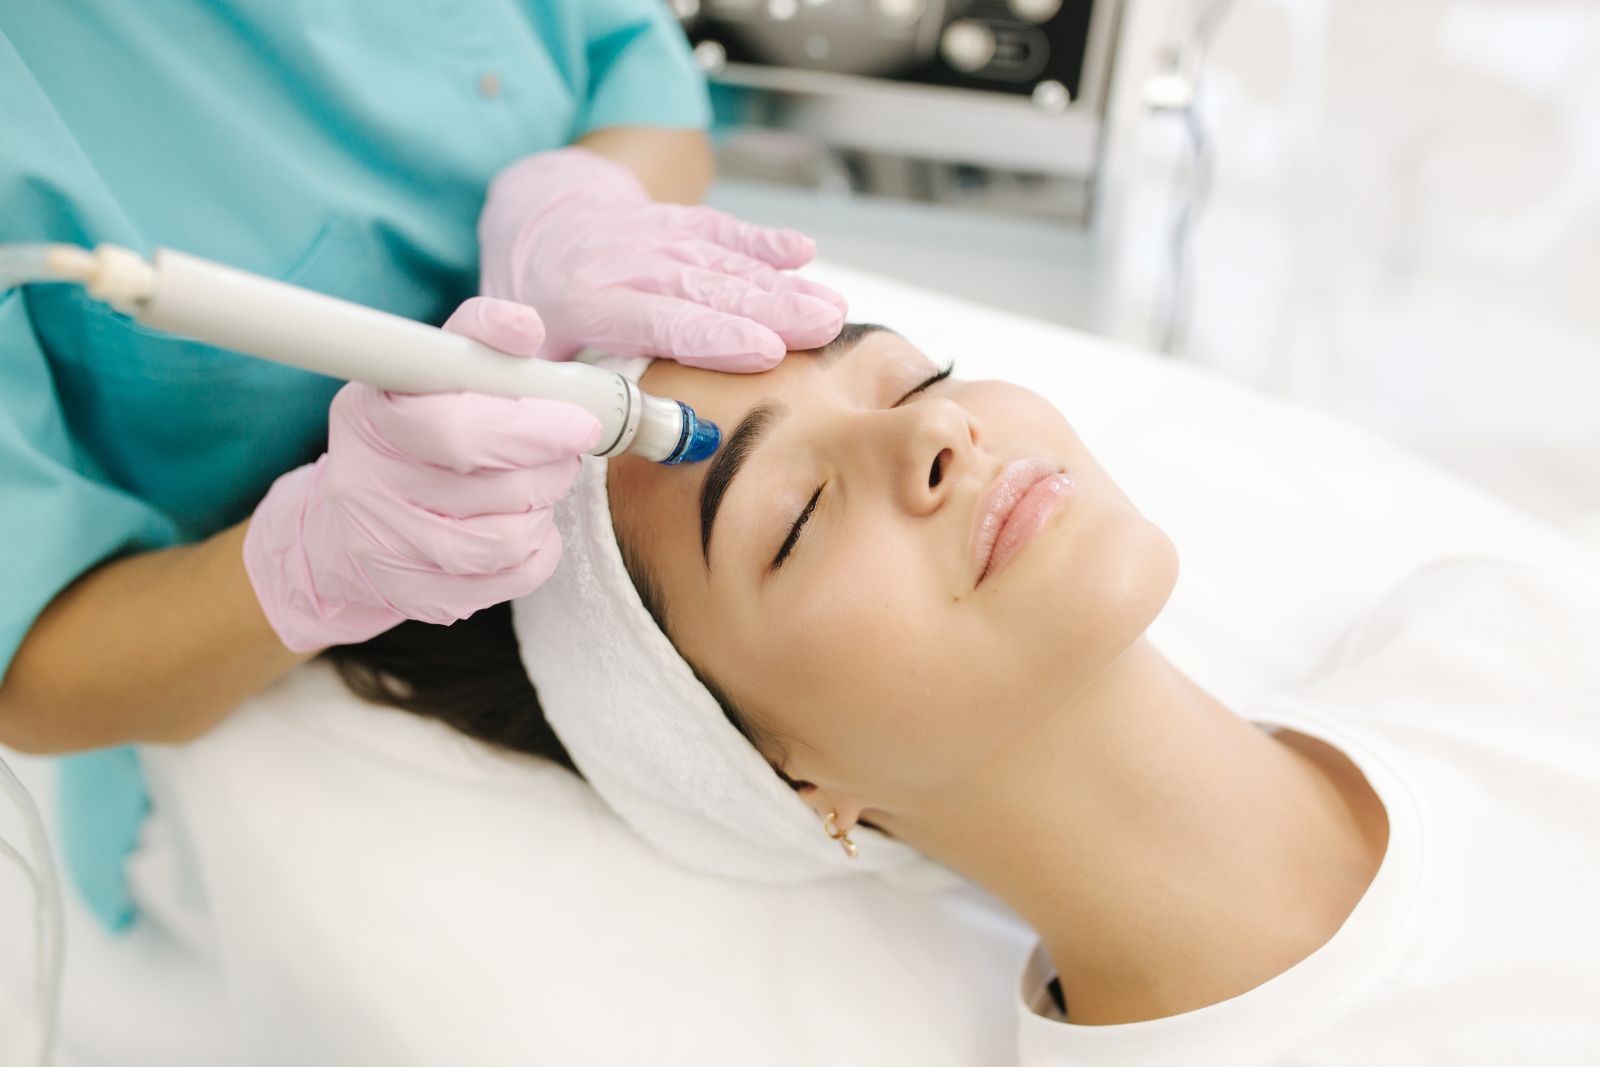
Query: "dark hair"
323 602 577 774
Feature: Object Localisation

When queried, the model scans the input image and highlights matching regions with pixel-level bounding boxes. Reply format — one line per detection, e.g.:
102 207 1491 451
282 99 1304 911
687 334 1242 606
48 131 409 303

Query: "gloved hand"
478 146 847 371
244 297 601 653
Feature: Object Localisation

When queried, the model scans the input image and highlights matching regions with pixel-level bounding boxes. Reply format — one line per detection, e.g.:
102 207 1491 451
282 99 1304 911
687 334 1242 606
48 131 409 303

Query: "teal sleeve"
0 290 166 933
0 291 166 934
573 0 711 135
0 291 177 681
55 750 146 932
1 31 168 935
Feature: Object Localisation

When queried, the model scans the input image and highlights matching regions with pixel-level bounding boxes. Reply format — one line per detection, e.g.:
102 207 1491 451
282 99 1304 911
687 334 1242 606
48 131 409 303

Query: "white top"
1016 559 1600 1065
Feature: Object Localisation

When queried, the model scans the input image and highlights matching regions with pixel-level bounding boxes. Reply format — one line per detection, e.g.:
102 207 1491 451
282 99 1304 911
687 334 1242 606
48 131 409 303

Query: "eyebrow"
697 323 889 567
819 322 886 364
699 401 785 564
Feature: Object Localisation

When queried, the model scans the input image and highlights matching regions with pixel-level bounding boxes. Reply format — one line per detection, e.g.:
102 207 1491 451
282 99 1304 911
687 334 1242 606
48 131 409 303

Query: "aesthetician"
0 2 845 931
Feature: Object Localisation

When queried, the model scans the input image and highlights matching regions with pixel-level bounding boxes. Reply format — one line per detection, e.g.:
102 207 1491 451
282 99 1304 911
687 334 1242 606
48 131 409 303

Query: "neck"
884 639 1387 1026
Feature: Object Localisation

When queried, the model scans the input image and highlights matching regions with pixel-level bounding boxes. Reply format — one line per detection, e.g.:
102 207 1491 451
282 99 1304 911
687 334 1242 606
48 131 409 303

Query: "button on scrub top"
0 0 710 932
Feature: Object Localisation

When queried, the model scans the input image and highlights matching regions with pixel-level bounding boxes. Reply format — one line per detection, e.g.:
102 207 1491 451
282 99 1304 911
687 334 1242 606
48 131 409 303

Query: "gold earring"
823 811 859 860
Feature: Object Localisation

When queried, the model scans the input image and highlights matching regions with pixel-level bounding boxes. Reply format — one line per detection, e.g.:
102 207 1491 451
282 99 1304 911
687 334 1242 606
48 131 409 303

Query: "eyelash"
896 362 955 406
770 361 956 571
772 485 821 569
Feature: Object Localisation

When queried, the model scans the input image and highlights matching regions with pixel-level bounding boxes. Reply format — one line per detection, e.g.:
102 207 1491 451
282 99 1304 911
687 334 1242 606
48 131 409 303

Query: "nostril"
929 448 952 489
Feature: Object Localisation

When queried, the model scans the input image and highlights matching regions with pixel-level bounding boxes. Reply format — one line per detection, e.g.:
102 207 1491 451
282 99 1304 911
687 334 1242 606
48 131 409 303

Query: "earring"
823 811 859 860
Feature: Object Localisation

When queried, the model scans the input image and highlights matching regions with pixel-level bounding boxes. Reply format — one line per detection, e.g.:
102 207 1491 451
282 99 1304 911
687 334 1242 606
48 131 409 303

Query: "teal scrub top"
0 1 709 933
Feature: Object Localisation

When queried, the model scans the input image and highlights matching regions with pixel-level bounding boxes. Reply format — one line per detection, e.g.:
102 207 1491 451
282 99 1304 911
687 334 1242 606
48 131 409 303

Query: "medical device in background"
0 244 720 466
677 0 1239 361
676 0 1125 223
0 754 64 1067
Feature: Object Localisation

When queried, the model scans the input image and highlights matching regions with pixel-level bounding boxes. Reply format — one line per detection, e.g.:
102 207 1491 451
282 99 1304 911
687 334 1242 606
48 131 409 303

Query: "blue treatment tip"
663 402 720 465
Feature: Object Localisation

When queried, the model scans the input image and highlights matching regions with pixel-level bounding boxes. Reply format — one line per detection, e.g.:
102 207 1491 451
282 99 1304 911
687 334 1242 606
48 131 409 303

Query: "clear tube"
0 242 97 293
0 244 59 291
0 754 64 1067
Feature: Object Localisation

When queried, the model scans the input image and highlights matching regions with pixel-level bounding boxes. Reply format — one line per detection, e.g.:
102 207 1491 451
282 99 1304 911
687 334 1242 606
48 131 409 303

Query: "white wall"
1102 0 1600 527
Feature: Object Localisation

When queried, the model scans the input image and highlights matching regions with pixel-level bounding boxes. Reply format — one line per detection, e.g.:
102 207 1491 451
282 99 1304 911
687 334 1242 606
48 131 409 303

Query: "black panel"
681 0 1097 100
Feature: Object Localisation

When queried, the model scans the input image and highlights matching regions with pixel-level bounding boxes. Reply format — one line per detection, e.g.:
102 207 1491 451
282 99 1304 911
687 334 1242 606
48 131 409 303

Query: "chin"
1010 507 1178 666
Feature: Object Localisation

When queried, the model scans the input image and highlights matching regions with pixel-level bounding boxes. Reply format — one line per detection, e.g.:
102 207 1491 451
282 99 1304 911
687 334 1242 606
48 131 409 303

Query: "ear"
795 783 866 834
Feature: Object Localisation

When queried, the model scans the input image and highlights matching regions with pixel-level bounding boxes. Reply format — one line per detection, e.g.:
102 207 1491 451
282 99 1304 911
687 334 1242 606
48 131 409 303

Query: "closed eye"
772 362 955 572
894 362 954 406
772 485 822 570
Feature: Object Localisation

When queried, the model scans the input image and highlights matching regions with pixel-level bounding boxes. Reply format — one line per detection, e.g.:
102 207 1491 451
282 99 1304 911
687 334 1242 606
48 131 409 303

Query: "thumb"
441 296 547 359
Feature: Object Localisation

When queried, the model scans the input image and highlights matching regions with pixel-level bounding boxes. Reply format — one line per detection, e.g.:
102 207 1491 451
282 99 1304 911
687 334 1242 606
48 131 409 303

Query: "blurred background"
682 0 1600 538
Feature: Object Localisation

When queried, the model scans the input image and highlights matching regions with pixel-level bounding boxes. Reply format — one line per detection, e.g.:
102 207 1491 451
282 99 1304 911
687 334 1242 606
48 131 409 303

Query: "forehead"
612 329 918 509
643 328 915 426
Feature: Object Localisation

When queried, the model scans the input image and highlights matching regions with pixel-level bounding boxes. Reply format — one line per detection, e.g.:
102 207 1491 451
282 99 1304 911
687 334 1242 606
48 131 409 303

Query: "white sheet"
61 262 1599 1066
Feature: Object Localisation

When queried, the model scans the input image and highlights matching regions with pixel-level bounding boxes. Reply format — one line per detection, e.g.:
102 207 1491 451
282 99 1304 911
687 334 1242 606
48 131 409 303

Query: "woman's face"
608 327 1177 821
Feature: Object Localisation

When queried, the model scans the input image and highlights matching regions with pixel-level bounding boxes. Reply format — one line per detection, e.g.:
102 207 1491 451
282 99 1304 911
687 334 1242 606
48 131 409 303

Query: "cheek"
755 550 939 736
747 543 1029 795
962 381 1080 454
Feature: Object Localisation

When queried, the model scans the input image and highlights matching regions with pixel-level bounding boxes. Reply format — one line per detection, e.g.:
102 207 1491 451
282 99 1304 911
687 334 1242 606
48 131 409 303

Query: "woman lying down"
329 324 1600 1063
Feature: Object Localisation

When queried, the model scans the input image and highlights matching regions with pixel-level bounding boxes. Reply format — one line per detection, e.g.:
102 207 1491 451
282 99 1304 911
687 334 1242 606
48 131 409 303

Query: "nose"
876 398 981 517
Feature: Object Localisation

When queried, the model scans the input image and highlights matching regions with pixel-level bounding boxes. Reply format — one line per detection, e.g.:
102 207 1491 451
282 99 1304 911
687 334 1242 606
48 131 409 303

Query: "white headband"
513 356 949 888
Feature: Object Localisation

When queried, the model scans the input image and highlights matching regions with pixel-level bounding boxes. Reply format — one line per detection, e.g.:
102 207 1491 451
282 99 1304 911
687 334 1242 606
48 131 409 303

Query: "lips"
971 459 1074 586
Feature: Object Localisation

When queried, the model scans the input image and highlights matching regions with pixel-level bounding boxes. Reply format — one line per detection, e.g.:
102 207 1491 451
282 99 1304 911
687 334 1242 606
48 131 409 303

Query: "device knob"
1008 0 1062 22
940 19 996 73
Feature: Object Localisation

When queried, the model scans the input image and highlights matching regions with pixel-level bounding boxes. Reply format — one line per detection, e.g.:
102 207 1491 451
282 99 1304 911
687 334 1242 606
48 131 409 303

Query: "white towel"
512 355 948 887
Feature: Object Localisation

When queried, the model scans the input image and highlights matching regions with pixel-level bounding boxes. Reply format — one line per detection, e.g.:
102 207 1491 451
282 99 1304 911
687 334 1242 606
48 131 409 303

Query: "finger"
498 529 565 599
663 267 844 350
362 393 603 473
668 243 850 316
393 452 583 518
608 291 786 371
667 241 786 287
669 205 816 269
440 296 546 358
362 525 566 621
777 274 849 319
366 501 559 578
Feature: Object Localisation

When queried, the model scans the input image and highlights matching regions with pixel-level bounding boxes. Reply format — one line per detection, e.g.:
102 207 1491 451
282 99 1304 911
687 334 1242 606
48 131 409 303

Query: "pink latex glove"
478 147 847 371
243 297 602 652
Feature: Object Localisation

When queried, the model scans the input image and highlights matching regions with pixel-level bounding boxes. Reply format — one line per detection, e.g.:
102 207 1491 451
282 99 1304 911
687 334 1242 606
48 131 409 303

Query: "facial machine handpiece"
0 243 720 465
